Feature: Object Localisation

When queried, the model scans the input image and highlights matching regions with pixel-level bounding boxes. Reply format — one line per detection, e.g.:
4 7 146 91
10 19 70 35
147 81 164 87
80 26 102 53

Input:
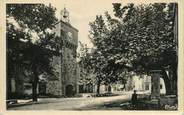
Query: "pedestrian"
131 90 138 109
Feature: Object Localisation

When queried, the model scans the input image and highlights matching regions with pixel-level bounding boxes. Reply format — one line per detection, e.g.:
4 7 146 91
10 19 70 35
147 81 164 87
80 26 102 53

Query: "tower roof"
60 7 70 23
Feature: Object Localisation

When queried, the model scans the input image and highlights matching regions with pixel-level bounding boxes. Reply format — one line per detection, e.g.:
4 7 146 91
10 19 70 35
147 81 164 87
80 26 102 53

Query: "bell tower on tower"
60 7 70 23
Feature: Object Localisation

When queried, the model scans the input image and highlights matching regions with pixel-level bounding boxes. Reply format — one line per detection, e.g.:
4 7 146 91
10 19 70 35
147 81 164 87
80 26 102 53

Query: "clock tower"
46 7 79 97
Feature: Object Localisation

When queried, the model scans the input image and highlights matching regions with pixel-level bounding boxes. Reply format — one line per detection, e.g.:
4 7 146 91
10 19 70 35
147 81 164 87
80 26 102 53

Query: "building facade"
46 8 79 97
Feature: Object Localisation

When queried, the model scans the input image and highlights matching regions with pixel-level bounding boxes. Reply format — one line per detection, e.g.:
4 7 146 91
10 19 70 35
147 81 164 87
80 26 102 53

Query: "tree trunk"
7 75 12 99
122 83 126 91
171 66 177 95
161 69 172 95
108 84 112 93
32 70 39 102
97 80 101 95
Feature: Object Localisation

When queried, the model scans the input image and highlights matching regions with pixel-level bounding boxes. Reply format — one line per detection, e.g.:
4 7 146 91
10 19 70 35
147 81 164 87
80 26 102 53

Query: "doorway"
65 85 74 97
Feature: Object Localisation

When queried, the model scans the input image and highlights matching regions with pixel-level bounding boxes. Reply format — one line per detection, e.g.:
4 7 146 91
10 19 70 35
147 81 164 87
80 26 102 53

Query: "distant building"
124 75 166 94
7 41 38 99
91 75 166 94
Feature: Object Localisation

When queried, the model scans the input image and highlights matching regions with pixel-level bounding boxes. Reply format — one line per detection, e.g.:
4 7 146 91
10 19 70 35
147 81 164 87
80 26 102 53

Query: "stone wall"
62 47 78 95
46 56 63 96
46 80 62 96
46 20 78 96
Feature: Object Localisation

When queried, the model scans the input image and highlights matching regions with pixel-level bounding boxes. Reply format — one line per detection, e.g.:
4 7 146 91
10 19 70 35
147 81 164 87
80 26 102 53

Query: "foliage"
112 3 177 70
7 4 59 101
78 42 94 84
86 3 177 94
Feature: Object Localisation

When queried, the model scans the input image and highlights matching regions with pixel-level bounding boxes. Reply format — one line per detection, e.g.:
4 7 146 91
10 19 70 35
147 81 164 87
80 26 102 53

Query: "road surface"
8 94 132 110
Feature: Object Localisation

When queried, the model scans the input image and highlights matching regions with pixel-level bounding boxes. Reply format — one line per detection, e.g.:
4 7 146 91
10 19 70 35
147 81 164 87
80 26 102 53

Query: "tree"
7 4 60 101
112 3 177 94
87 12 131 94
78 42 105 94
88 3 177 95
78 42 95 93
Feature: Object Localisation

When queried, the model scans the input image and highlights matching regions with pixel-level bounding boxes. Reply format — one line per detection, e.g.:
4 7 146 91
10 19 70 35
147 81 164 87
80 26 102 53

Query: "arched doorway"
65 85 74 97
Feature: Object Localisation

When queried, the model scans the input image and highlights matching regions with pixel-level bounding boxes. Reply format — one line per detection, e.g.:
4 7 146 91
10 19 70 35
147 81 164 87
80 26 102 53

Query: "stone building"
46 7 79 97
124 74 166 94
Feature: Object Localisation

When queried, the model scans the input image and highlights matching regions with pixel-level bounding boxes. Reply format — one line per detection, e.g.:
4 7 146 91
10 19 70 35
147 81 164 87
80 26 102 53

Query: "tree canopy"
85 3 177 94
7 4 60 101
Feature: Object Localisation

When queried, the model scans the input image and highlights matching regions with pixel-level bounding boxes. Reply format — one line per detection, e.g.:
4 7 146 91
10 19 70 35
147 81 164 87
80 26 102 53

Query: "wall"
46 21 78 96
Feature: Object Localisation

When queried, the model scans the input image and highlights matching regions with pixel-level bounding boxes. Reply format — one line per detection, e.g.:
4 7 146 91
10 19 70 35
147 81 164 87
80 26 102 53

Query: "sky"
8 0 148 48
48 0 115 48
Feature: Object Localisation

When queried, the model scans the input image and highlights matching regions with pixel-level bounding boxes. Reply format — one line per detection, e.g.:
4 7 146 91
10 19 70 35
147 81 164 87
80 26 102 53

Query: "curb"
7 102 39 108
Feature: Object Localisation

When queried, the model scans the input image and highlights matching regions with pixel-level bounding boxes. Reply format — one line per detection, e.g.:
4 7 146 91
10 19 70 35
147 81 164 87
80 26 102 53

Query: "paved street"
8 94 132 110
